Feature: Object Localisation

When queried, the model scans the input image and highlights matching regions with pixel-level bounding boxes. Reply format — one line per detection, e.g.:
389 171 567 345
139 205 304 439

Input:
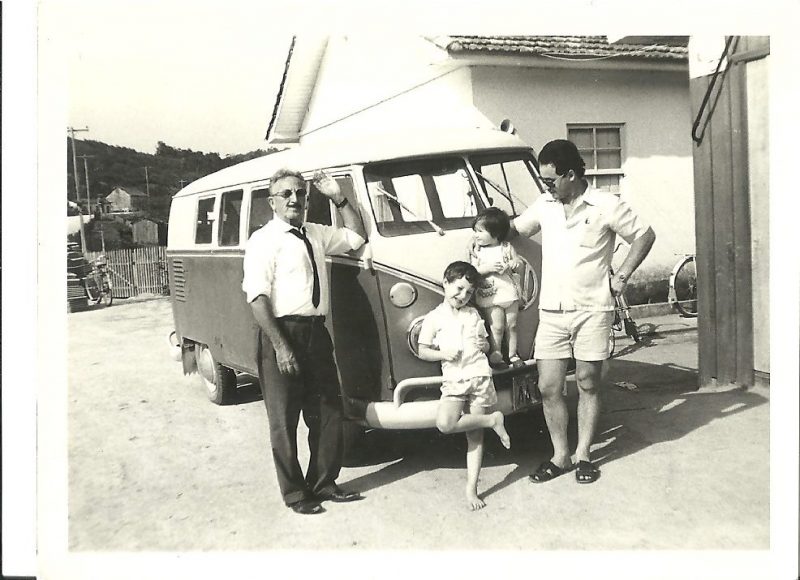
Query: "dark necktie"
288 227 320 308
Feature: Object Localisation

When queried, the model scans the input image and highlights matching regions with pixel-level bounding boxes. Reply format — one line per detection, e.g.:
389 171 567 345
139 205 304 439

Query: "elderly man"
509 139 655 484
242 168 366 514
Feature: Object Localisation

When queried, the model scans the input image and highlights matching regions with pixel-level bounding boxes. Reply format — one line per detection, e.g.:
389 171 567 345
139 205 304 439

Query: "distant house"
266 35 693 283
105 186 148 213
132 218 168 246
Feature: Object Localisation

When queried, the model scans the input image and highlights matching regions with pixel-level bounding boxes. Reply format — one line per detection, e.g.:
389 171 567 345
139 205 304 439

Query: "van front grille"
172 259 186 302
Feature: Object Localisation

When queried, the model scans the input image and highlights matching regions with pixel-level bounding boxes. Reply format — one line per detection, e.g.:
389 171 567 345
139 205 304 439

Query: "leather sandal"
528 460 570 483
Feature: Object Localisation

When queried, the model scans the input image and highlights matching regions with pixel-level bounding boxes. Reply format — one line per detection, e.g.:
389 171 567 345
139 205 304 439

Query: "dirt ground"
66 297 769 554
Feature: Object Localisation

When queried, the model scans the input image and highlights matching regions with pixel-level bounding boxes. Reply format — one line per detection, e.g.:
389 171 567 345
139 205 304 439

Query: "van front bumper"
363 361 540 430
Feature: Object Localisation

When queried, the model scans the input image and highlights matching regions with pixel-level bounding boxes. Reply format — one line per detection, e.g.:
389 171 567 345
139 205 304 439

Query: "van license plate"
512 371 539 411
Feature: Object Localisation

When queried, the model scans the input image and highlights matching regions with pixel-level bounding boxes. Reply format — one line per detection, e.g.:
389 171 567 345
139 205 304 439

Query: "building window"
567 124 623 193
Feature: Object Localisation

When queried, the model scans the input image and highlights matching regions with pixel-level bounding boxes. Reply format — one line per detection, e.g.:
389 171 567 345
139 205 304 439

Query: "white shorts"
534 309 614 361
440 375 498 408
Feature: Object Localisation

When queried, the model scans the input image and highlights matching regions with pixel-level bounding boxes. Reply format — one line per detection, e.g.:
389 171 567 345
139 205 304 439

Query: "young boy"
417 261 511 511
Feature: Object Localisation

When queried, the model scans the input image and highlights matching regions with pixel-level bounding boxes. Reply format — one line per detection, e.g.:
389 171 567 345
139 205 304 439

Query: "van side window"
307 175 355 226
248 188 273 238
195 197 216 244
219 190 243 246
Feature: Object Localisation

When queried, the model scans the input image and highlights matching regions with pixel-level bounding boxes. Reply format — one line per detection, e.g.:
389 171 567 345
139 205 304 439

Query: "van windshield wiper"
372 184 445 236
473 170 515 209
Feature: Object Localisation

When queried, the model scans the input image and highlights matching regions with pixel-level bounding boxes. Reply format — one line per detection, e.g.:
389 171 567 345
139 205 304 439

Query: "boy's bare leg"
436 401 510 449
465 406 486 510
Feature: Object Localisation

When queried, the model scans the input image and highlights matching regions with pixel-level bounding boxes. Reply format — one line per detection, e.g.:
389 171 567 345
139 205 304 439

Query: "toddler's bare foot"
490 411 511 449
466 490 486 511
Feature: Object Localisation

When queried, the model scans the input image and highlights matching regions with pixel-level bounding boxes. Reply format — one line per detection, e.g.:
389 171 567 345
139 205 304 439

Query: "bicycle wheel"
83 276 101 304
99 287 113 307
672 256 698 317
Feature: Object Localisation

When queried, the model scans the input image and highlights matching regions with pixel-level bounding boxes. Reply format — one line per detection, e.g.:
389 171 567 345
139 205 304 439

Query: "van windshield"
469 151 542 217
364 152 542 237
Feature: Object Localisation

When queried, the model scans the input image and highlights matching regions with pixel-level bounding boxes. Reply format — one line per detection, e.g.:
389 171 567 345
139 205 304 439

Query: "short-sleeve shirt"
417 303 491 381
241 216 365 315
513 186 650 311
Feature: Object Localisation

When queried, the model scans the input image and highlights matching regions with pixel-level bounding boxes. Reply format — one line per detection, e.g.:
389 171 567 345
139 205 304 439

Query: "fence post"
131 249 139 295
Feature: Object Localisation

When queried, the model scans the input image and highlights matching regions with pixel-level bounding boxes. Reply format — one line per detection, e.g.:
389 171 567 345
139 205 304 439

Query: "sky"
58 1 294 155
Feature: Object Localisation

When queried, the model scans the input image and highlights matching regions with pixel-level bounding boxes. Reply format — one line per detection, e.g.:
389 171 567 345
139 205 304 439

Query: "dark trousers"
257 317 344 505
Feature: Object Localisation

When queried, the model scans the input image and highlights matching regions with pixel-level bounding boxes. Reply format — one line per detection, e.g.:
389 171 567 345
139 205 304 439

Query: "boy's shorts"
440 375 497 408
534 309 614 362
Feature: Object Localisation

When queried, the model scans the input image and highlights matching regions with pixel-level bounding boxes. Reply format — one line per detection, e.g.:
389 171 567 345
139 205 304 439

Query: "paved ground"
67 298 768 553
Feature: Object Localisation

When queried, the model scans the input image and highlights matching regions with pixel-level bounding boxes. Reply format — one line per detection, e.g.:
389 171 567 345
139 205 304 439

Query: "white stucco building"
267 35 694 292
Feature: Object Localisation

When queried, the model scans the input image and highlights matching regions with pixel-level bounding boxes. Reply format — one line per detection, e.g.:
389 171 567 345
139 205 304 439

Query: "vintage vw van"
167 126 547 430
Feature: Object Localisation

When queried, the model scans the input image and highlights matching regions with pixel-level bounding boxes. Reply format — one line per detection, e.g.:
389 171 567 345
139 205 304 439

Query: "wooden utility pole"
68 126 89 250
78 155 95 207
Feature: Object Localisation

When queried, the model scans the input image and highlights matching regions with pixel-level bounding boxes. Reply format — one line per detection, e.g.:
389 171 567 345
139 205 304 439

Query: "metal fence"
86 246 168 298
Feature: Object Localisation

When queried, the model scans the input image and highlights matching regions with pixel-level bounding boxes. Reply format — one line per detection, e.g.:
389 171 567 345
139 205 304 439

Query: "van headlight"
407 316 426 358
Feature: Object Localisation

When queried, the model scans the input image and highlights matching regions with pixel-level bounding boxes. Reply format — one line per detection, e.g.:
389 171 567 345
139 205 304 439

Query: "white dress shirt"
242 216 365 316
513 186 650 311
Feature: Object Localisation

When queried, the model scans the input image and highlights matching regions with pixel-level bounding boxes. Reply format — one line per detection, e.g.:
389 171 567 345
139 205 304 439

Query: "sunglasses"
271 188 307 199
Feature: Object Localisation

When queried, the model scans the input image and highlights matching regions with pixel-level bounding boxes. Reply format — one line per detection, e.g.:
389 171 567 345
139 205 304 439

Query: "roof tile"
446 35 687 61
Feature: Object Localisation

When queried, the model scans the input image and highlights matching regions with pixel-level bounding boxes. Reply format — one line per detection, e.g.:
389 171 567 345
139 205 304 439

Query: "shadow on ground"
336 358 768 501
593 359 768 467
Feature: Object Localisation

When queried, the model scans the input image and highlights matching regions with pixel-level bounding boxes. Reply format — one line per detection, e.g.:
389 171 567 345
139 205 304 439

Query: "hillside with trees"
67 138 281 222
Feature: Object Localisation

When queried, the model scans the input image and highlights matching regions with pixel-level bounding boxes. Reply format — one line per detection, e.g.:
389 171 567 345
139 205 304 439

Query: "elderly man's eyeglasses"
540 177 557 189
271 188 307 199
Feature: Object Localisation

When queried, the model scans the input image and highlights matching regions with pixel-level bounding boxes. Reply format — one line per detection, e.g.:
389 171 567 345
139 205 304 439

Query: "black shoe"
315 486 364 503
288 498 324 515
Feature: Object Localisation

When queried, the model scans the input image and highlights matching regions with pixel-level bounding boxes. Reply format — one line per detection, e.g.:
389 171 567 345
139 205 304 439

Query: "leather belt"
278 315 326 323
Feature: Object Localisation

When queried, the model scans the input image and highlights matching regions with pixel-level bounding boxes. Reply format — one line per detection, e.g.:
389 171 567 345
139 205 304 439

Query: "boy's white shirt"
418 303 492 381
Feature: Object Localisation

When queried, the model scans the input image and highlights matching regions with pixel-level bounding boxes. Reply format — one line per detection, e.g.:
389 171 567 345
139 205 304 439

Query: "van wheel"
195 344 237 405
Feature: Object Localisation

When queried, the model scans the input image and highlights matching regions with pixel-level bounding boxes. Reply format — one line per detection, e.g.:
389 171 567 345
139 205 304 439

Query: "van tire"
195 344 237 405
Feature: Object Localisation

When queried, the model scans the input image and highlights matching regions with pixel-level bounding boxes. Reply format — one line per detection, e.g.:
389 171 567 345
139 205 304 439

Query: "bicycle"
668 254 697 318
83 255 113 307
608 265 641 356
606 241 643 356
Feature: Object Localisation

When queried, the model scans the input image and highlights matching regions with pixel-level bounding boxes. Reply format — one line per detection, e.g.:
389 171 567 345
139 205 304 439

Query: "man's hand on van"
275 344 300 376
312 170 345 205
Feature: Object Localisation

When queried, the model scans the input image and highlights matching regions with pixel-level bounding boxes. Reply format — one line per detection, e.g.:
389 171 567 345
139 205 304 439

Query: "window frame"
567 123 625 193
362 155 484 237
217 189 244 247
194 195 217 245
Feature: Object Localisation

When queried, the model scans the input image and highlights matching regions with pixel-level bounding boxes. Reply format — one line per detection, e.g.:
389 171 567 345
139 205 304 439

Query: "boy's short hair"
538 139 586 178
472 207 511 241
443 261 480 287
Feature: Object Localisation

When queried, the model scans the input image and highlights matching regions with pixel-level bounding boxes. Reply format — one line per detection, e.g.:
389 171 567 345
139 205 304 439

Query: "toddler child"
468 207 524 367
417 261 511 511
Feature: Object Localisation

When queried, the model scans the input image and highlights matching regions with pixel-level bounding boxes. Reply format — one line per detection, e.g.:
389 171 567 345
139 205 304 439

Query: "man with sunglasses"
243 168 366 514
508 139 655 485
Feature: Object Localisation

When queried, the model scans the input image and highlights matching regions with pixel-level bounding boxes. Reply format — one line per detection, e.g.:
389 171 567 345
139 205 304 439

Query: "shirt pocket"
579 215 605 248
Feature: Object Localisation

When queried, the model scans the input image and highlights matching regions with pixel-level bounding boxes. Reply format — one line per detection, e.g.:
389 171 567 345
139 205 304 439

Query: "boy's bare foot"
466 490 486 511
490 411 511 449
